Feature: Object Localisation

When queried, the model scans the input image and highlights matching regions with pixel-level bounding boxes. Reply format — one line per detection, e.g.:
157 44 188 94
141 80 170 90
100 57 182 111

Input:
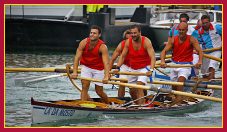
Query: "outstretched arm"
71 39 86 79
100 44 110 83
145 38 156 70
109 42 123 70
160 37 173 68
117 40 129 68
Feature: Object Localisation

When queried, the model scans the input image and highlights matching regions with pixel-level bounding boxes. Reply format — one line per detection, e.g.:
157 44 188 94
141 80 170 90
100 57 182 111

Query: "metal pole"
9 5 12 19
22 5 24 19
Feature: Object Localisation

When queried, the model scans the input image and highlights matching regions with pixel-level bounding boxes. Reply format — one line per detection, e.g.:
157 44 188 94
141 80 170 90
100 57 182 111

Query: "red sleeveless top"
127 36 150 69
172 35 193 62
121 40 130 66
80 38 104 70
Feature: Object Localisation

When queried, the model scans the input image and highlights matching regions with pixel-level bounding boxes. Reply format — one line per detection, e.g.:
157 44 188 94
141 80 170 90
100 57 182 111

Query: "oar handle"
203 54 222 62
203 47 222 52
110 71 147 76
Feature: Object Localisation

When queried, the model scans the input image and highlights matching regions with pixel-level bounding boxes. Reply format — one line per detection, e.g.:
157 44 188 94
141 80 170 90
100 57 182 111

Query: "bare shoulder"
115 42 123 51
80 38 87 46
99 44 108 52
77 38 87 50
124 38 130 47
190 35 198 43
144 37 152 45
144 37 152 47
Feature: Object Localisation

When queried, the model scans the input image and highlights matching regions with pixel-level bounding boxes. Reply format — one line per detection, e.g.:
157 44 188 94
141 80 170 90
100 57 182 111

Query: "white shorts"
119 64 130 79
170 67 191 81
201 51 222 75
80 65 104 86
127 66 150 84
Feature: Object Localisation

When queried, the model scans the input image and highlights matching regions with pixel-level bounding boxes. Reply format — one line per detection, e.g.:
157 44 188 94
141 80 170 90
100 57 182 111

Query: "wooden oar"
110 71 147 76
75 77 222 102
109 78 221 90
203 54 222 62
155 59 172 65
203 47 222 52
6 67 60 72
155 64 194 68
6 67 67 72
156 54 172 60
152 80 222 90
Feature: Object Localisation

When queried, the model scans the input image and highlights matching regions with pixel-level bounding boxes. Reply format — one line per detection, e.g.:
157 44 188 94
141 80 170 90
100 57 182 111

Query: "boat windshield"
155 12 205 21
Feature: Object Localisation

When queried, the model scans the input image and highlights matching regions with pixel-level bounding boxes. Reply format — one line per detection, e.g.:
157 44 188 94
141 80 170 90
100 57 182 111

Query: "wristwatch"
116 66 120 70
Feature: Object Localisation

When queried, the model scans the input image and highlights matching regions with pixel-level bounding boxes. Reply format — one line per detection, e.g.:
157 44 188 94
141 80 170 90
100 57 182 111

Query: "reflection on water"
5 53 222 127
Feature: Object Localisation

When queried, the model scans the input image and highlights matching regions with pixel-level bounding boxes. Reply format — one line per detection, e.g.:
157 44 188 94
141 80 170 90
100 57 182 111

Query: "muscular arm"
144 37 156 70
160 37 173 67
190 36 203 67
71 39 86 78
109 42 123 70
117 40 129 68
99 44 110 81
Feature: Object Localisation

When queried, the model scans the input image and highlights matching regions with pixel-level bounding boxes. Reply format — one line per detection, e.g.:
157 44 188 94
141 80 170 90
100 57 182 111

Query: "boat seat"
54 100 108 108
54 101 80 107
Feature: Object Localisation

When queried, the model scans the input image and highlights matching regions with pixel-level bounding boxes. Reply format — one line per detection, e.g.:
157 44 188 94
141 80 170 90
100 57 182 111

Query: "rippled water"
5 53 223 127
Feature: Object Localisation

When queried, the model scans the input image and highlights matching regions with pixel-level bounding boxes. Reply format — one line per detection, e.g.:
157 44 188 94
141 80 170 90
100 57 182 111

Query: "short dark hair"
179 13 189 21
201 15 210 21
130 24 141 32
90 25 102 34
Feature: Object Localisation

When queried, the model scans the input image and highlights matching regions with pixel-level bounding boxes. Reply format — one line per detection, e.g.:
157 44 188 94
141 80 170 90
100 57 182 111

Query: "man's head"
130 25 141 41
201 15 211 31
89 25 102 41
178 22 188 37
122 29 131 40
179 13 189 23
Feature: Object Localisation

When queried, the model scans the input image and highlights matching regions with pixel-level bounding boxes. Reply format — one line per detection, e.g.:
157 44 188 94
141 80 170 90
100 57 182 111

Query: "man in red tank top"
109 29 132 98
160 22 203 105
70 25 109 104
116 25 156 105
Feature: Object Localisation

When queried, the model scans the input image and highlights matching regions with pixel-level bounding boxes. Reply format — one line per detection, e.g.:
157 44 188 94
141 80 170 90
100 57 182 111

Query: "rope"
143 87 161 107
119 94 153 107
66 64 82 92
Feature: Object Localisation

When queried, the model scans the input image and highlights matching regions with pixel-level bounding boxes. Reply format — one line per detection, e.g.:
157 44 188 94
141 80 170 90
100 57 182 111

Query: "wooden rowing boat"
31 89 214 124
29 65 221 124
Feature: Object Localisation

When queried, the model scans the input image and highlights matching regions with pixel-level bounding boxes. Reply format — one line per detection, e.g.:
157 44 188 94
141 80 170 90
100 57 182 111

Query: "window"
208 12 214 22
216 12 222 23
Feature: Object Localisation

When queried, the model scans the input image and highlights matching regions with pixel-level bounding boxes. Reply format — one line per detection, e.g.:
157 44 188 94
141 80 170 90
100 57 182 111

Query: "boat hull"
31 92 212 124
32 104 103 124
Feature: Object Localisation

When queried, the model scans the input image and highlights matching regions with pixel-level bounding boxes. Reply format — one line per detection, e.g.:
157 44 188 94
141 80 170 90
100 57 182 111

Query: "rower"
70 25 110 104
192 15 222 80
109 29 132 98
165 13 200 76
116 24 156 105
160 22 203 105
